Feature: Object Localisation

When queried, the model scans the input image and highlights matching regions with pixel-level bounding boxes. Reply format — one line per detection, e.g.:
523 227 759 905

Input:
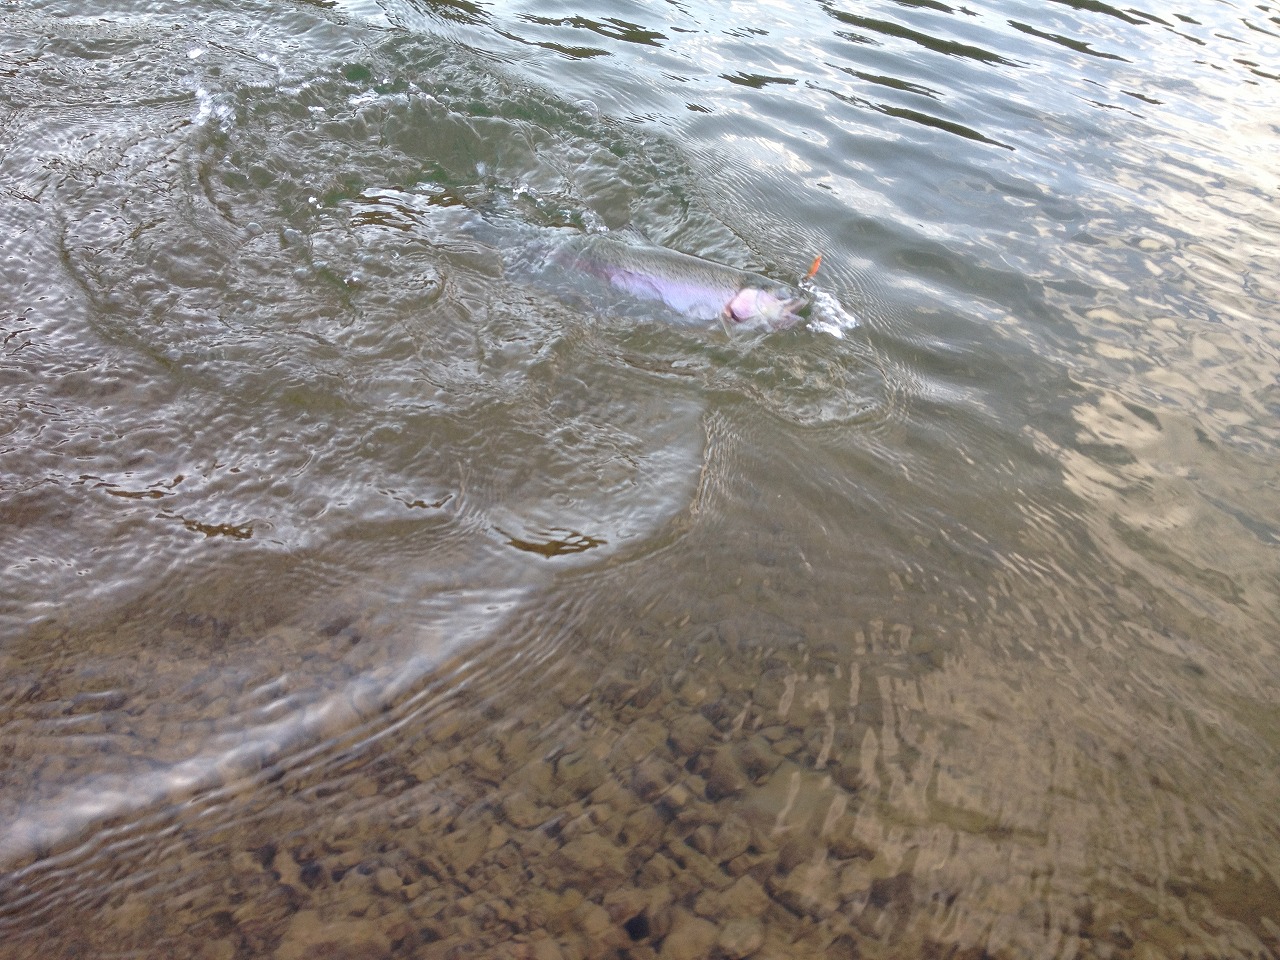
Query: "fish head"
723 285 809 330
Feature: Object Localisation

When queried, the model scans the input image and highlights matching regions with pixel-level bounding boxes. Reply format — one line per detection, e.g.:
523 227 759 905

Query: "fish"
555 234 819 331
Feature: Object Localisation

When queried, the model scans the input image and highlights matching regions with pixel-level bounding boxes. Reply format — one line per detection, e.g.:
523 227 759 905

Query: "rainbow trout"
557 235 818 331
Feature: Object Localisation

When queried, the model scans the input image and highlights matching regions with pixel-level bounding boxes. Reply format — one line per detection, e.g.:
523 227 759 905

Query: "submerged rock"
718 918 765 959
703 748 748 800
272 912 390 960
658 909 720 960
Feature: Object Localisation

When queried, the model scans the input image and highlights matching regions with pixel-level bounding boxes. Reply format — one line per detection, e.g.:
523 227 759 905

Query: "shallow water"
1 0 1278 957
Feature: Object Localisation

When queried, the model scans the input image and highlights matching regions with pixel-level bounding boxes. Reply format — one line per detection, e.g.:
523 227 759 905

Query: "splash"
806 287 861 339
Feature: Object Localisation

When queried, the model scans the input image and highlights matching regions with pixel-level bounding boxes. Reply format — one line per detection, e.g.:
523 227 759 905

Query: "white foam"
191 87 233 128
807 287 860 338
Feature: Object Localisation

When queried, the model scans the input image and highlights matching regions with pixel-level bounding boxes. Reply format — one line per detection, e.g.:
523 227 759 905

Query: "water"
2 0 1278 956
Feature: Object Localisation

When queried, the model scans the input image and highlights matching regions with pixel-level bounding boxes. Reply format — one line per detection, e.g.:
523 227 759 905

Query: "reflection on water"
2 0 1279 957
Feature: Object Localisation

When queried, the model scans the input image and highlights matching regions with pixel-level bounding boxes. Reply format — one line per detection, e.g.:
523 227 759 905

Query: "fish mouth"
773 296 810 329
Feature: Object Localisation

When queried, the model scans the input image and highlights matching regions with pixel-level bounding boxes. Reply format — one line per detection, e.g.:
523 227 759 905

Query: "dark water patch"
494 32 610 60
518 13 667 48
396 0 492 27
847 69 940 99
1048 0 1147 28
721 72 797 89
823 7 1022 67
1008 19 1130 61
880 102 1014 148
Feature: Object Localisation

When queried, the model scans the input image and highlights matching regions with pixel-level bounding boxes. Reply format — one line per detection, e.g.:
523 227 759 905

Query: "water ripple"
4 0 1280 955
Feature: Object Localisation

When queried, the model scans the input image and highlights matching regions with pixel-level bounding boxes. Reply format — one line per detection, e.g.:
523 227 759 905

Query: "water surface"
2 0 1278 957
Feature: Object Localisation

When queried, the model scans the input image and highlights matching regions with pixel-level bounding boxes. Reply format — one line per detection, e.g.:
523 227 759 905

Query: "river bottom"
5 582 1270 960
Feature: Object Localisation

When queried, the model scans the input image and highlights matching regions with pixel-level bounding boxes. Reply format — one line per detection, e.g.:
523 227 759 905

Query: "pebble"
531 940 566 960
272 913 390 960
717 918 765 959
373 866 401 895
639 851 680 886
669 713 718 758
555 832 628 882
704 747 748 800
674 842 735 891
826 829 875 862
554 750 607 799
767 856 840 920
719 875 771 918
712 814 753 863
272 849 303 888
441 827 488 876
632 757 678 802
828 761 863 794
777 833 820 873
621 804 665 848
659 909 719 960
571 900 625 950
602 886 650 926
502 791 546 830
734 736 782 783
